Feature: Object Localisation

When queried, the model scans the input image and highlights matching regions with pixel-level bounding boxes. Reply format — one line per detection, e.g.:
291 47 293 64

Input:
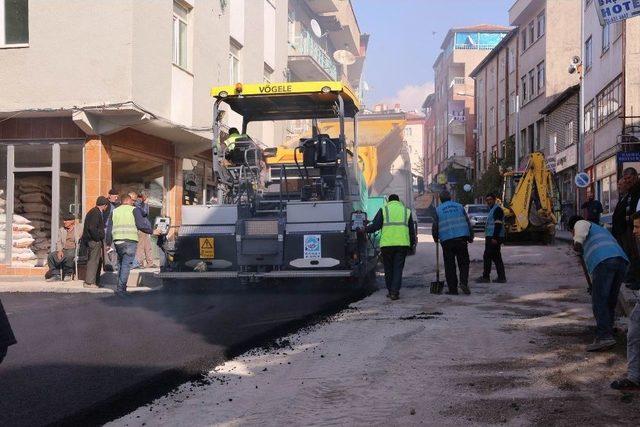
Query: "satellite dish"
310 19 322 38
333 49 356 66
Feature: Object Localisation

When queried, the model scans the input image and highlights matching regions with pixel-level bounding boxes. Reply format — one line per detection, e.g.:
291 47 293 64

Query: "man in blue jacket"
432 190 474 295
568 215 629 352
476 193 507 283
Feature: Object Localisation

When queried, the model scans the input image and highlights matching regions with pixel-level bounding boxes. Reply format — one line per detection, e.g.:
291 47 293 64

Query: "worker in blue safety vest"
361 194 416 300
568 215 629 352
476 193 507 284
432 190 474 295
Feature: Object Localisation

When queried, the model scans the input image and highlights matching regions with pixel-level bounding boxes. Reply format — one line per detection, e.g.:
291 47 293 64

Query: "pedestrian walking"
82 196 108 288
109 194 157 296
568 215 629 352
611 212 640 390
0 298 16 364
134 192 155 268
581 188 603 224
46 213 81 282
362 194 416 300
432 190 474 295
476 193 507 283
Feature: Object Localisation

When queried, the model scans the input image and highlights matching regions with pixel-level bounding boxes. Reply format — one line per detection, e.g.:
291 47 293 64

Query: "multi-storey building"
470 29 519 175
582 0 640 216
430 25 510 183
404 112 426 182
508 0 581 166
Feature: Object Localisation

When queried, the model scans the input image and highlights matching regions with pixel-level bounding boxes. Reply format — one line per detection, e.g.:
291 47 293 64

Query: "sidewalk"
0 267 160 293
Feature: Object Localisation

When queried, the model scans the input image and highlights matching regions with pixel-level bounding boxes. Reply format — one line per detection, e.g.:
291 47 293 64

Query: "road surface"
0 280 369 426
113 227 640 426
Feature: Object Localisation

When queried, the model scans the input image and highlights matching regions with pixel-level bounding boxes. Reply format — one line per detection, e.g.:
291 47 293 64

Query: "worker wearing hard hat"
361 194 416 300
568 215 629 353
432 190 474 295
476 193 507 284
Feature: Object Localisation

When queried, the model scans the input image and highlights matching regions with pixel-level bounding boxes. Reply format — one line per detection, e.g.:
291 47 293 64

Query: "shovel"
578 255 593 295
430 241 445 294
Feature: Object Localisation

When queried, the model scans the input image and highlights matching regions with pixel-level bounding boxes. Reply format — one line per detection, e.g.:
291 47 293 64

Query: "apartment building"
470 29 519 175
430 25 510 183
0 0 290 275
508 0 581 166
404 112 426 181
582 0 640 216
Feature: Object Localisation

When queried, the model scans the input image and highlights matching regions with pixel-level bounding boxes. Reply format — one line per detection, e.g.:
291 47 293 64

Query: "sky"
352 0 514 111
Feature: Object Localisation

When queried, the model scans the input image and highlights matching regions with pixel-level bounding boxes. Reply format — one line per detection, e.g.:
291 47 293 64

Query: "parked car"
464 204 490 231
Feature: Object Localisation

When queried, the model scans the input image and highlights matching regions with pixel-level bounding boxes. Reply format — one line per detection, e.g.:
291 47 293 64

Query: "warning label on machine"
199 237 215 259
303 235 321 259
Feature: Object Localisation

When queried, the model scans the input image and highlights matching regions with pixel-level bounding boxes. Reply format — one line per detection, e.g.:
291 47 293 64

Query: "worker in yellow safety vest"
361 194 416 300
110 193 158 296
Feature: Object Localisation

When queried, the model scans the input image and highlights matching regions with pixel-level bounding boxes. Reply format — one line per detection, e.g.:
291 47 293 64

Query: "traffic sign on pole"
575 172 590 188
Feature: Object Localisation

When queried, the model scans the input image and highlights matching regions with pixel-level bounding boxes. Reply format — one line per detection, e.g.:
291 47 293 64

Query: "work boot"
46 275 61 282
460 283 471 295
493 277 507 284
446 289 458 295
390 293 399 300
475 276 491 283
586 338 616 352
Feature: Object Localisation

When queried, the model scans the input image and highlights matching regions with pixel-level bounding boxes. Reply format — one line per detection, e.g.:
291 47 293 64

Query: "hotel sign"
595 0 640 25
555 145 577 172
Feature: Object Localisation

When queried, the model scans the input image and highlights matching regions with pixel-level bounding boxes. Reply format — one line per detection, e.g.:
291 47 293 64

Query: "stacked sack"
14 175 52 267
12 214 36 267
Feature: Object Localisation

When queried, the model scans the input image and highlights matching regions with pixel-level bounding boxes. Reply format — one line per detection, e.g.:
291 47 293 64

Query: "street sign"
594 0 640 25
437 173 447 185
575 172 590 188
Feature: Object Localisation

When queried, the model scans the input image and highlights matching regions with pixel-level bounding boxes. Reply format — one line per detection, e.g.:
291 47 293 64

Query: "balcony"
288 30 338 81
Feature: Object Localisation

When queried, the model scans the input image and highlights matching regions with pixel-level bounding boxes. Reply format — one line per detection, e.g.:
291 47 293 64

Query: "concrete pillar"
84 136 112 215
166 157 183 226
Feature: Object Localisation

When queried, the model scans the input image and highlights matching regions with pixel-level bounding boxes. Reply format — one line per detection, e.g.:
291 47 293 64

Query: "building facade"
582 0 640 217
470 29 519 175
508 0 581 167
430 25 510 184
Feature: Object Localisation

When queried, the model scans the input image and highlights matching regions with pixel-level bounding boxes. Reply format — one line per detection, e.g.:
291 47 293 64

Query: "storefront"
0 117 192 276
554 144 577 221
594 155 618 215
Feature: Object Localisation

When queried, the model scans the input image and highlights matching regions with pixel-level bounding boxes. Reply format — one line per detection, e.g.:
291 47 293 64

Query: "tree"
474 161 503 200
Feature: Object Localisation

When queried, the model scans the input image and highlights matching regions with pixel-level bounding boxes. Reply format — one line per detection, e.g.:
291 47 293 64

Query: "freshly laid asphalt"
0 281 371 426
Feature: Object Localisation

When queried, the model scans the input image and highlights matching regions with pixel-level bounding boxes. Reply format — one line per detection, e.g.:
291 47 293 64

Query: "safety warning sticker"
303 234 321 259
199 237 215 259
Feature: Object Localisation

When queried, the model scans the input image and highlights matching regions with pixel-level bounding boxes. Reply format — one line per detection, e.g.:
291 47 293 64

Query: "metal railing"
454 43 498 50
290 30 338 80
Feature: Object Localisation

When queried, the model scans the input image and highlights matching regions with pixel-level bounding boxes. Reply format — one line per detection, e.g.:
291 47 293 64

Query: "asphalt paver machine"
160 82 379 286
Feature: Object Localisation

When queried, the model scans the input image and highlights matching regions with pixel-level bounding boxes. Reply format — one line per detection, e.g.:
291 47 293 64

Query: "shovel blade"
430 281 444 294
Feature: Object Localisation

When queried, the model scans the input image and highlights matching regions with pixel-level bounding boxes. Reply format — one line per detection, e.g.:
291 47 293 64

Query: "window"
229 51 240 84
602 23 610 52
510 91 516 114
565 120 574 147
521 29 527 51
172 2 189 68
585 100 595 133
521 76 527 103
549 132 557 154
585 36 593 70
596 75 623 127
1 0 29 45
537 12 545 38
477 111 483 136
535 120 543 151
528 21 535 44
499 99 505 121
508 47 515 73
489 107 495 128
537 62 545 93
529 70 535 98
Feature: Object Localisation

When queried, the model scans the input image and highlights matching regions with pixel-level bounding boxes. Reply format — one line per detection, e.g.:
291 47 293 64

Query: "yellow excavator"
501 152 558 243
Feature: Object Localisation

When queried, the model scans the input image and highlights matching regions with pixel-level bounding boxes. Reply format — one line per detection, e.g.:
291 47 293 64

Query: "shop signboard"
595 156 617 180
594 0 640 26
555 145 578 172
617 151 640 175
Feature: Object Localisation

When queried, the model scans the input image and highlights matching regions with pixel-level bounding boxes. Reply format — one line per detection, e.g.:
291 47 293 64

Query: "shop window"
60 143 83 220
14 143 52 168
1 0 29 45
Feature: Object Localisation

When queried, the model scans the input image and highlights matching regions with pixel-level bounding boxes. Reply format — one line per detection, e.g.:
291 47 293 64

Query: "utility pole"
577 0 585 211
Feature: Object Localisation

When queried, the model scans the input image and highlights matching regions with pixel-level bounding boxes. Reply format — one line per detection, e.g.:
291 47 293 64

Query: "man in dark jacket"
82 196 109 288
581 189 604 224
612 168 640 287
0 298 16 364
103 189 120 271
